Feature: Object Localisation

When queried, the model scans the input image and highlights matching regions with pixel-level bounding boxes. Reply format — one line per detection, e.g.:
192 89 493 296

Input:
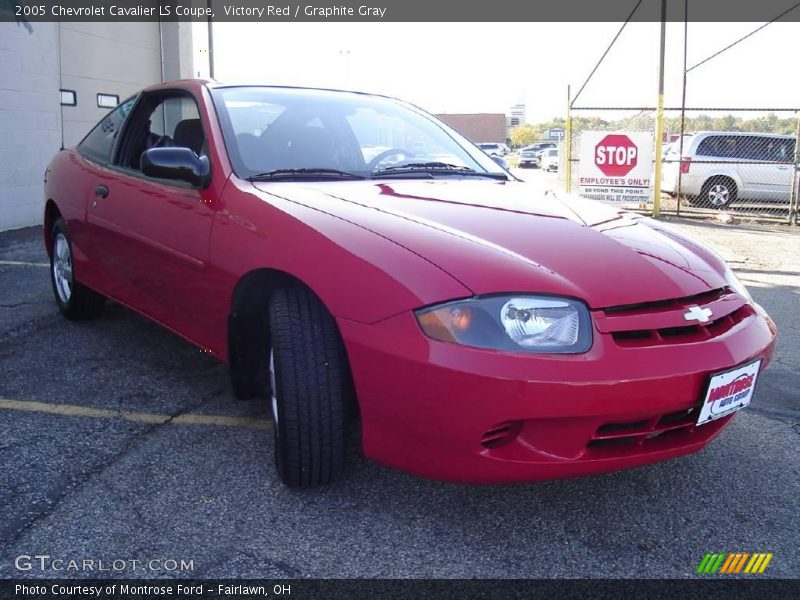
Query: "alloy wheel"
53 233 73 303
707 184 730 207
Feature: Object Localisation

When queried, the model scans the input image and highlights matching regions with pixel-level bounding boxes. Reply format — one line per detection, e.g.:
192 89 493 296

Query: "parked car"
525 142 556 153
517 147 541 168
540 147 559 172
44 80 775 487
517 142 556 168
661 131 797 208
476 142 506 157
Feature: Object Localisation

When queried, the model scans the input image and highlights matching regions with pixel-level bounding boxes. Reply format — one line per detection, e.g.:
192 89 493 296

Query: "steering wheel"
367 148 415 171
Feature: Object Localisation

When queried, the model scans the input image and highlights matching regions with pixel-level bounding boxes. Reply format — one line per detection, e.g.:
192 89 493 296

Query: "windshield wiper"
247 168 365 181
372 162 508 180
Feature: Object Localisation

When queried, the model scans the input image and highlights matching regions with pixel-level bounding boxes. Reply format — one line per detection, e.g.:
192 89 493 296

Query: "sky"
207 21 799 123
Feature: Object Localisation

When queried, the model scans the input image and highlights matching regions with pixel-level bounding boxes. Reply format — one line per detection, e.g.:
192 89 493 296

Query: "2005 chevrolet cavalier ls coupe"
44 80 776 487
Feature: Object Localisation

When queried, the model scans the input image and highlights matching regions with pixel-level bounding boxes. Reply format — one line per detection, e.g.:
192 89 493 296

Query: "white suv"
662 131 797 208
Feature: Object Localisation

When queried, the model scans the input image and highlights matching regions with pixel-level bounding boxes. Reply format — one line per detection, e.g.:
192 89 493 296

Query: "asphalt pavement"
0 213 798 579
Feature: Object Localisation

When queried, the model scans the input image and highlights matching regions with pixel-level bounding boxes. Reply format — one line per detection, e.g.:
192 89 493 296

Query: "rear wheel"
49 218 104 320
268 287 349 487
699 177 737 209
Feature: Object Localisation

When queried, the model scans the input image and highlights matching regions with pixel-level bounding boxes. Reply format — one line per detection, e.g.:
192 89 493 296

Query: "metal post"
676 0 688 217
652 0 667 217
207 1 215 79
789 113 800 225
565 85 572 194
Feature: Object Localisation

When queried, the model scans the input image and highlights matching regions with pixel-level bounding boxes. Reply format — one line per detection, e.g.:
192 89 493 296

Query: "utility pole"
652 0 667 217
565 85 572 194
676 0 688 216
207 0 215 79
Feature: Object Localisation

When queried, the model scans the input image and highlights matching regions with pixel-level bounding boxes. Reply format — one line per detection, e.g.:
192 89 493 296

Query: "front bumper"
338 304 776 483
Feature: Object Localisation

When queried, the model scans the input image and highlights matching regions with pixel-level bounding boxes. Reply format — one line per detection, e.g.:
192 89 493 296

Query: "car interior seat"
173 119 205 157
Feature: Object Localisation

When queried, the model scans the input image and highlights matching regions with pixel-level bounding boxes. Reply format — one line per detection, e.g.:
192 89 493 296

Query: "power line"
570 0 644 107
687 1 800 73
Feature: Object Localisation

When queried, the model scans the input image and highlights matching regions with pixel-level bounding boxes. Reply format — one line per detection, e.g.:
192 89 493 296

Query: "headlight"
724 266 752 302
416 295 592 353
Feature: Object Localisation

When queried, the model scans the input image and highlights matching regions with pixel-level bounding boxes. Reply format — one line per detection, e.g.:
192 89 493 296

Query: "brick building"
435 113 507 144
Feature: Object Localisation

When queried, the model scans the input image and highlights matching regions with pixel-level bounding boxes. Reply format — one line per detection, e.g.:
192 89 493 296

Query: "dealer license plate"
697 360 761 426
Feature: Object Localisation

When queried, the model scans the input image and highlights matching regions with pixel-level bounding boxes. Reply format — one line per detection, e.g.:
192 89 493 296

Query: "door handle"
95 184 109 199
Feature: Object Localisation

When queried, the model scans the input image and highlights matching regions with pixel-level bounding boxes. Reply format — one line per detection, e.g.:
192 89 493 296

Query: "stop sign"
594 134 638 177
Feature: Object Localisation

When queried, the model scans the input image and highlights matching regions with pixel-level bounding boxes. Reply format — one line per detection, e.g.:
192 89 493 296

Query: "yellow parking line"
0 398 272 430
0 260 50 267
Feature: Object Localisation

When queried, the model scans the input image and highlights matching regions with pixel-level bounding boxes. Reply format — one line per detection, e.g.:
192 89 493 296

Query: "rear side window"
751 137 795 162
696 135 737 158
78 96 137 163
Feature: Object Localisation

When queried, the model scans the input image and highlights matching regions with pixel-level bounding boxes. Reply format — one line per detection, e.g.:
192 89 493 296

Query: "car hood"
253 179 728 308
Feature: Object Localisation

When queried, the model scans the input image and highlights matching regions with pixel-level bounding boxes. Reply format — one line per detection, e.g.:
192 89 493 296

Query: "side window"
144 96 206 159
696 136 719 157
121 94 207 172
783 139 797 163
756 137 794 163
697 135 740 159
743 136 772 161
78 96 137 163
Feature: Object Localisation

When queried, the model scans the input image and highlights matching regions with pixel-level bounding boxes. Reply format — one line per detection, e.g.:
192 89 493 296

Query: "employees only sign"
578 131 653 204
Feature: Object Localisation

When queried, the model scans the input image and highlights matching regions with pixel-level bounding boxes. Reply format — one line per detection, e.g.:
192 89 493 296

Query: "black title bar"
3 0 800 22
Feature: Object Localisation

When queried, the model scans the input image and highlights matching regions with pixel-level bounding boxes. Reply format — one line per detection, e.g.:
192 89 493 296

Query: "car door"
736 135 793 202
84 91 217 348
71 96 139 296
763 137 795 201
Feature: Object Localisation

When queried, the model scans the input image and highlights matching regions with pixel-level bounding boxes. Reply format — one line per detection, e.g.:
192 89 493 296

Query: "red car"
44 80 776 487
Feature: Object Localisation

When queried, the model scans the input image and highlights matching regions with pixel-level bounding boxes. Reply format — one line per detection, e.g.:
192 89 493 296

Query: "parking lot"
1 203 798 578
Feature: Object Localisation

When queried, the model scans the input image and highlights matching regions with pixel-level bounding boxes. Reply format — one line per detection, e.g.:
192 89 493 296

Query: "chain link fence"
563 107 800 225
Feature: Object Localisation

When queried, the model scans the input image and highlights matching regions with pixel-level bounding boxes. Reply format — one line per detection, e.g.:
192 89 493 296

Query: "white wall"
58 23 163 147
0 21 197 232
0 22 62 231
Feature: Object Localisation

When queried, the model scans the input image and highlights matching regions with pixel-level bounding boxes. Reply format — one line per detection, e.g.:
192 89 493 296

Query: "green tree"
509 125 541 148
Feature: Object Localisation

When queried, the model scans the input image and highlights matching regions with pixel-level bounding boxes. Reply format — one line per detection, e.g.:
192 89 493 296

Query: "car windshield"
212 86 507 180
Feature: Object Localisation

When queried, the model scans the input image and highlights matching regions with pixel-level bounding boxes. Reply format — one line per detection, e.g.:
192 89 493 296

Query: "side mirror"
141 147 210 188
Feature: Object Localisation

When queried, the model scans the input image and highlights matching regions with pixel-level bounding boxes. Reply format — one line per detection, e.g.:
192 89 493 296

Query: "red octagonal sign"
594 134 638 177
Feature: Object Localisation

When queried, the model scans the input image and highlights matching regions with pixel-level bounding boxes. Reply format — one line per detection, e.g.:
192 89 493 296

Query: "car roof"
689 130 793 140
142 78 412 105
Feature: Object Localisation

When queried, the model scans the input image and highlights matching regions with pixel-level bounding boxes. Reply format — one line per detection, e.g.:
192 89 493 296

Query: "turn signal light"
417 306 472 343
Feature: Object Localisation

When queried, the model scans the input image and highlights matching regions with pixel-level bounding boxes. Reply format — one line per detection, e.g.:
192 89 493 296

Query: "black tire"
268 286 349 487
49 218 105 320
699 176 737 209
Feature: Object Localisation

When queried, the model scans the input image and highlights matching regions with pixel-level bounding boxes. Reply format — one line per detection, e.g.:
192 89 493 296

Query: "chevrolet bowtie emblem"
684 306 713 323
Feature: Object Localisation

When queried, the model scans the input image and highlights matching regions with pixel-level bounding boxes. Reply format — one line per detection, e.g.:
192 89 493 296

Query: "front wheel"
49 218 104 320
700 177 737 209
268 287 350 487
